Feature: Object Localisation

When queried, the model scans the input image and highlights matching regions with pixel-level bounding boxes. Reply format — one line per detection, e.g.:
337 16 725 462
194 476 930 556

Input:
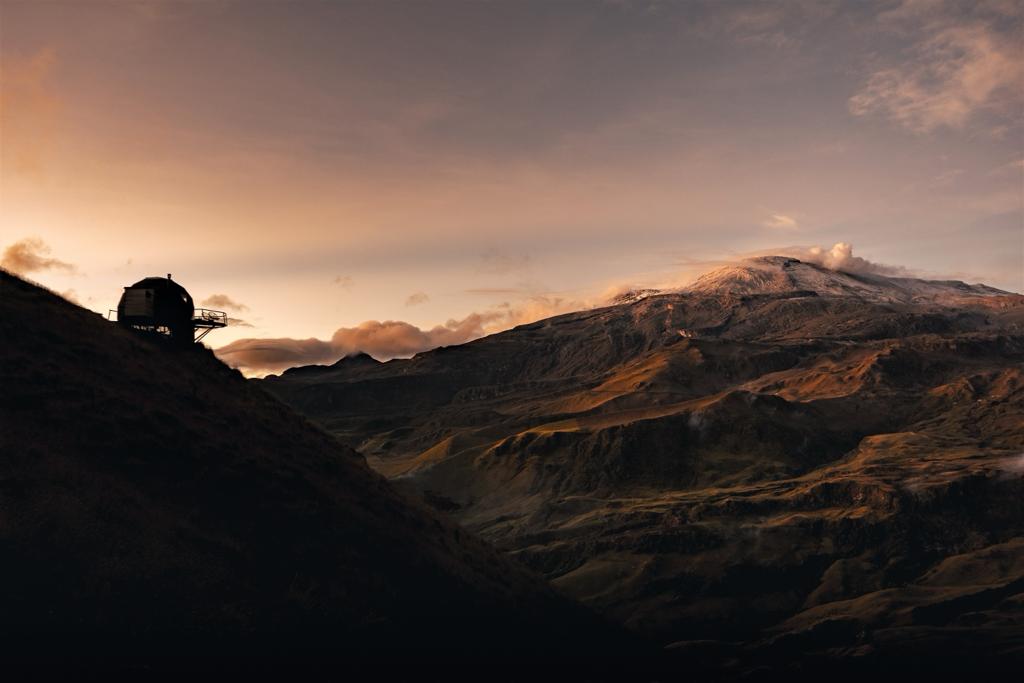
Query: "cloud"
333 275 353 288
706 1 838 51
405 291 429 306
721 3 796 49
217 313 495 374
783 242 912 277
226 317 254 328
215 338 337 374
685 242 916 281
989 158 1024 176
1 238 75 275
849 10 1023 133
215 294 587 375
201 293 249 311
331 314 499 358
495 295 581 327
763 213 799 230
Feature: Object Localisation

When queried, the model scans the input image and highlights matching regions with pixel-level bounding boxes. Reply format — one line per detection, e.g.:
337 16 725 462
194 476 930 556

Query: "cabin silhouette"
115 274 226 344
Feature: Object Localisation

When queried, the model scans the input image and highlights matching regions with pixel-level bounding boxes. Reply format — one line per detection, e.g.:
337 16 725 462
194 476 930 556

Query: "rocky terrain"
0 269 639 676
260 256 1024 676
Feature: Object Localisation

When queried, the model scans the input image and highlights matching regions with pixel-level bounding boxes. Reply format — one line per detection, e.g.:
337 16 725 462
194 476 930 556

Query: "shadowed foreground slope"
0 270 639 673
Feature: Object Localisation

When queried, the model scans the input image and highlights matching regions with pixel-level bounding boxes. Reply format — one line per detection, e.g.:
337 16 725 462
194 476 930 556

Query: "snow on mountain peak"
608 288 661 305
686 254 1007 304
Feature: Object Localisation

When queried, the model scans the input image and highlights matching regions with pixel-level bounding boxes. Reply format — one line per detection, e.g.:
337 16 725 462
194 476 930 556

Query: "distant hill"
0 270 639 675
260 256 1024 677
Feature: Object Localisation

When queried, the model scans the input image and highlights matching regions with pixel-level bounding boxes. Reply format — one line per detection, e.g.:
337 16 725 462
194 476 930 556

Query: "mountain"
259 256 1024 676
687 256 1010 303
0 270 641 676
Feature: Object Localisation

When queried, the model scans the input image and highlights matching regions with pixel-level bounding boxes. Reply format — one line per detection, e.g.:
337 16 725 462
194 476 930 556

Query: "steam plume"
790 242 910 276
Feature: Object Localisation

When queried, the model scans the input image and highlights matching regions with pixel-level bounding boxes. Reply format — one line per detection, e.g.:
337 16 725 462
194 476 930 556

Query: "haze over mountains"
260 254 1024 675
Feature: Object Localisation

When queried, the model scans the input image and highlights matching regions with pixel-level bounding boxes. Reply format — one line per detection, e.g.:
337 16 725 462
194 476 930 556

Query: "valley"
260 256 1024 673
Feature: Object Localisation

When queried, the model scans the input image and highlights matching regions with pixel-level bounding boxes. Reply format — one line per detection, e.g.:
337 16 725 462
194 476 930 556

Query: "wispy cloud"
332 275 353 288
722 3 796 49
201 293 249 311
850 5 1023 133
988 157 1024 176
710 1 837 51
1 238 75 275
763 213 799 230
405 291 429 306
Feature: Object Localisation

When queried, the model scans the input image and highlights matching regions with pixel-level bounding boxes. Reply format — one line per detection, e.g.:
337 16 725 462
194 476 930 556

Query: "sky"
1 0 1022 373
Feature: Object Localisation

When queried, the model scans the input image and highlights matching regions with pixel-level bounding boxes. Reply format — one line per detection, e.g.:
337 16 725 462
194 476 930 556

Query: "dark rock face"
0 271 638 674
260 259 1024 675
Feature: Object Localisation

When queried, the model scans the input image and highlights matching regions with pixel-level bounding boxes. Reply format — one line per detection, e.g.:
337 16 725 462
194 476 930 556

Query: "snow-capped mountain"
686 255 1009 304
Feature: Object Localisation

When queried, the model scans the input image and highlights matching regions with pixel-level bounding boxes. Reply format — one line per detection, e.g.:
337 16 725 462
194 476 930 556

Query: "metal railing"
193 308 228 328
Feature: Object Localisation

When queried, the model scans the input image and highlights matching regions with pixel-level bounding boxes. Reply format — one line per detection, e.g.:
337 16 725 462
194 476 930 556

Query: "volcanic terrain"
260 256 1024 676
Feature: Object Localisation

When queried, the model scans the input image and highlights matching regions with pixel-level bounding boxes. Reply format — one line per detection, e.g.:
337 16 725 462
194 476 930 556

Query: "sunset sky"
2 0 1021 372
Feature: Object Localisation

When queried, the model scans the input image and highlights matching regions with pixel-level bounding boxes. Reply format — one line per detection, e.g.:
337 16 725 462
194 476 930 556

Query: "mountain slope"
0 270 638 673
259 256 1024 675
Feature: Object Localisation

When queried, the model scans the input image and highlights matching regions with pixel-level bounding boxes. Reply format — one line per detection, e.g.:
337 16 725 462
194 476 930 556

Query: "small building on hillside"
116 274 226 344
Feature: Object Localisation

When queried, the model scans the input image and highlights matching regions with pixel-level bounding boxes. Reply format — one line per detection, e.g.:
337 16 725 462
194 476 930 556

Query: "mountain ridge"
258 255 1024 676
265 255 1017 380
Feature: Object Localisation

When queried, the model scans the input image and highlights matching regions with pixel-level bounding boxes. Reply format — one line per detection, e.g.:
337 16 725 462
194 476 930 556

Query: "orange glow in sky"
2 1 1021 372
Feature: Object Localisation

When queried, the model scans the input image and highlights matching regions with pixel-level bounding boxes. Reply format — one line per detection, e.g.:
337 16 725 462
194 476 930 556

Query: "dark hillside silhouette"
0 269 641 675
